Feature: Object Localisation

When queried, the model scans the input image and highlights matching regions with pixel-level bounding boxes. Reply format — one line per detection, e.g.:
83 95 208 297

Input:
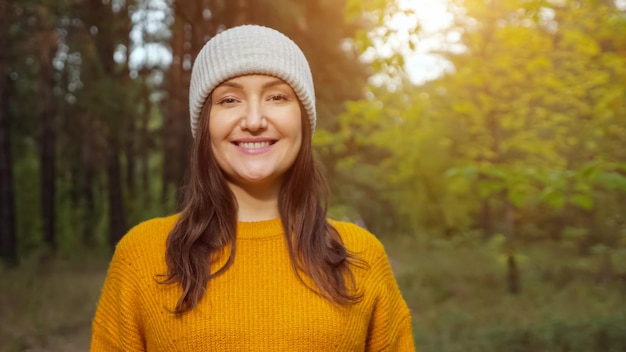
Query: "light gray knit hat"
189 25 316 137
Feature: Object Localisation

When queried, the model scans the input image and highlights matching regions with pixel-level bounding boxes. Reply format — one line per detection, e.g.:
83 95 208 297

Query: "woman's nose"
241 102 266 131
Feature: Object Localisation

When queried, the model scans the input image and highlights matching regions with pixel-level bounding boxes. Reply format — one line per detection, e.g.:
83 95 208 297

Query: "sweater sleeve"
365 252 416 352
90 236 146 352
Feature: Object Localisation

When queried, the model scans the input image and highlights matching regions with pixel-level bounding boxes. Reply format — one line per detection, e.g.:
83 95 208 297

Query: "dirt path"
0 255 108 352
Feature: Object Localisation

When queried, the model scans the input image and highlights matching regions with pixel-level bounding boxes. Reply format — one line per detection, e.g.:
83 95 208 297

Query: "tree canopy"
1 0 625 273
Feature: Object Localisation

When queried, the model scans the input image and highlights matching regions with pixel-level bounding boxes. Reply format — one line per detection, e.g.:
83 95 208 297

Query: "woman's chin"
230 173 282 189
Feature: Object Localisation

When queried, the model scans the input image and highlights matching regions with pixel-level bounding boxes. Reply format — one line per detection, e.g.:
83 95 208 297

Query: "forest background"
1 0 626 351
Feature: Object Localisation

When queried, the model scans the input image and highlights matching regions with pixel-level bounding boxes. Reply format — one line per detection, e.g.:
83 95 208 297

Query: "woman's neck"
228 181 281 222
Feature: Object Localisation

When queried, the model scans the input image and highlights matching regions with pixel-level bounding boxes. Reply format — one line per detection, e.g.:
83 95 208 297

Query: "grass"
387 234 626 351
0 250 110 352
1 235 625 351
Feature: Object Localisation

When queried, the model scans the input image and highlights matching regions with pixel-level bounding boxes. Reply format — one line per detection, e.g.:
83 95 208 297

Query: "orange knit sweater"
91 215 415 351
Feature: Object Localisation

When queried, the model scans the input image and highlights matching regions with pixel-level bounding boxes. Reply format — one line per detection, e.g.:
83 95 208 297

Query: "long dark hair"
161 100 363 315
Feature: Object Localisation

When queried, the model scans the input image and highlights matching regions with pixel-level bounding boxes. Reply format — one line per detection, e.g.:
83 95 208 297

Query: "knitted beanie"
189 25 316 137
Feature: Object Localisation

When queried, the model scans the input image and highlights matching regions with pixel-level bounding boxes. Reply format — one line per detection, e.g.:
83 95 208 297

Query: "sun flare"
389 0 456 84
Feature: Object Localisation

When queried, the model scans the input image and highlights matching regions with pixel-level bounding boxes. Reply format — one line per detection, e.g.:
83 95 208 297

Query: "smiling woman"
90 25 415 352
208 75 303 208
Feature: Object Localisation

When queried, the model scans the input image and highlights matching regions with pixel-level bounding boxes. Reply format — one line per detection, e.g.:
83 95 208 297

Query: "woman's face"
208 74 303 191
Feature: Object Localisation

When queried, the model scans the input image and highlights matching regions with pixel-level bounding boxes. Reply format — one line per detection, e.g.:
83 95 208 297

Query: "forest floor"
0 250 109 352
1 236 625 351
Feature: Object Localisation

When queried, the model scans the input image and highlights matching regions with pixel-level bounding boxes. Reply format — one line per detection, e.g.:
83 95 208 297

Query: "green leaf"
478 180 505 198
570 193 594 210
541 187 565 209
595 172 626 191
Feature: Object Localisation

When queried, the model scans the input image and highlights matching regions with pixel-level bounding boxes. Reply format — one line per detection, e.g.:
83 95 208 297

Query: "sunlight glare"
370 0 455 86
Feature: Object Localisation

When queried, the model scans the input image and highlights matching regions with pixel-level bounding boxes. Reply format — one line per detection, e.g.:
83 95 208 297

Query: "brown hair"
161 100 363 315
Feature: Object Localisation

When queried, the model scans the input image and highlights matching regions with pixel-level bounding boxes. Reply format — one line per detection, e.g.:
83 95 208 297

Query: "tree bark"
504 196 520 294
122 2 136 197
81 114 97 247
0 0 18 266
107 140 127 247
82 0 129 246
479 195 493 238
234 0 248 26
125 113 137 196
37 30 59 252
139 73 151 199
162 11 186 203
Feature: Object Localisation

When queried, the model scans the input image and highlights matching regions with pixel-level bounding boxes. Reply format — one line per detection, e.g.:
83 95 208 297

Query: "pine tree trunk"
81 114 97 247
107 140 127 247
506 250 519 294
0 0 18 265
504 196 520 294
0 85 17 266
162 13 186 203
122 2 136 198
139 74 151 199
125 117 136 196
37 30 59 252
479 196 493 238
234 0 248 25
83 0 129 247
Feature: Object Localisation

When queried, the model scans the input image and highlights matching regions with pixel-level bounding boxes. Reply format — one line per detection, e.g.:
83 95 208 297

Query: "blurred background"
1 0 626 351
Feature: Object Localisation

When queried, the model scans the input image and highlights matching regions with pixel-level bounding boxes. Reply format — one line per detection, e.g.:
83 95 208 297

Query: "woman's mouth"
234 141 276 149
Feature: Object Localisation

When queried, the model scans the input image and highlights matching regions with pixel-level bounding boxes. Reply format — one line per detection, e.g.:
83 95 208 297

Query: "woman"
91 24 415 351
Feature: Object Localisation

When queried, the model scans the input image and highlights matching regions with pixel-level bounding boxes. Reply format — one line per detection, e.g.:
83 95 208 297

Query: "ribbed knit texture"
188 25 317 137
90 215 415 351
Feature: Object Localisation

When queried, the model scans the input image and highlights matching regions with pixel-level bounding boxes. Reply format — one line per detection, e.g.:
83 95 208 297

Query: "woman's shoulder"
116 214 180 253
328 219 386 262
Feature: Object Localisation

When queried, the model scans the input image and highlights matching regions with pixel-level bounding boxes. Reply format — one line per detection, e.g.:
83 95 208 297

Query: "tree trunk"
0 85 17 266
162 13 186 203
139 73 151 199
122 2 136 198
234 0 248 26
107 140 127 247
82 0 130 247
0 0 18 266
504 196 520 294
37 30 59 252
506 250 520 294
81 114 97 247
125 115 136 196
479 195 493 238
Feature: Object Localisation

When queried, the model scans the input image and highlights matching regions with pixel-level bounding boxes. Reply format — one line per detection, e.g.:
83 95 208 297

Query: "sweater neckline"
237 218 284 239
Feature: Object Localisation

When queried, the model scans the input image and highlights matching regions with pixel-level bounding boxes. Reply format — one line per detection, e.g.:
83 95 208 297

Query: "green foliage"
387 235 626 352
334 0 626 251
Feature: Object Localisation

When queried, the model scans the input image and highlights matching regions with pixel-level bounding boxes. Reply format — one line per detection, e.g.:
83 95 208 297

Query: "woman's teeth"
238 141 271 149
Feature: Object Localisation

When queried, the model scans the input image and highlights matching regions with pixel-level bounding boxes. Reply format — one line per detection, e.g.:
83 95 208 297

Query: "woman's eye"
218 97 238 105
269 94 288 101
